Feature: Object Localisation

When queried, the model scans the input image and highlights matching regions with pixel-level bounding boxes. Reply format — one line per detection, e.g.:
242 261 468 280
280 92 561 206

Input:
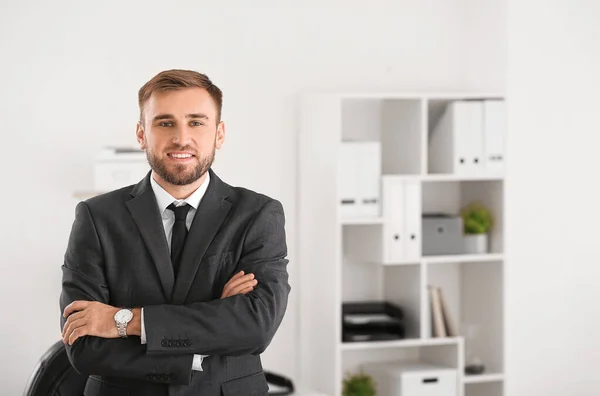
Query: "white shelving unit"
298 92 505 396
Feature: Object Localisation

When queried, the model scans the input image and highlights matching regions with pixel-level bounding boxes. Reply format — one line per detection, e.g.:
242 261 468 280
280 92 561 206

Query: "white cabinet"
383 177 422 263
299 93 505 396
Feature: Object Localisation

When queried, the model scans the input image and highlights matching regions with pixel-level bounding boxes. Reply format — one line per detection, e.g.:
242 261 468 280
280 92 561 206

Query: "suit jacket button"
168 340 175 347
168 373 176 380
184 340 192 347
176 340 183 347
160 374 168 382
161 340 168 347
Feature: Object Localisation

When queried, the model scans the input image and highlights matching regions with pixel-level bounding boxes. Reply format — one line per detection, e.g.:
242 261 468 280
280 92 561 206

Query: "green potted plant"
342 371 376 396
460 201 494 254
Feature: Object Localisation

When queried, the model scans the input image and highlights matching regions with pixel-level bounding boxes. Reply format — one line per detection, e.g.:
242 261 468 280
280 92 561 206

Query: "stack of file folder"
342 302 405 342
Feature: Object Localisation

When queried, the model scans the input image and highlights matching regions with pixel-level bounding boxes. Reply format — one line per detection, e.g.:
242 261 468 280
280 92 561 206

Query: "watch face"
115 309 133 323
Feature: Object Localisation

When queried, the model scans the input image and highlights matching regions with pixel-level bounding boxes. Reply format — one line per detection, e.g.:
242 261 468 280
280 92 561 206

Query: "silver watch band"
117 322 128 338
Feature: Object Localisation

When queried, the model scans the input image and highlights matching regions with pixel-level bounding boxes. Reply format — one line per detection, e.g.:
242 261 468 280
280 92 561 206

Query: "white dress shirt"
139 172 211 371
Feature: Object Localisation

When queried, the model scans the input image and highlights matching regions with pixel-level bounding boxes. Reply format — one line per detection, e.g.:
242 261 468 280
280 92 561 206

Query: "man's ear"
136 122 147 150
215 121 226 150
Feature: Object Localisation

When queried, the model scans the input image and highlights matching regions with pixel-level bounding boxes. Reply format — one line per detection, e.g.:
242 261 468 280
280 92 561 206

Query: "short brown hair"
138 69 223 125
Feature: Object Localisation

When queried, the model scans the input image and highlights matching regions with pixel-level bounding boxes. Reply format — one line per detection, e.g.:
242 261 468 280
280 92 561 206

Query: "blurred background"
1 0 600 395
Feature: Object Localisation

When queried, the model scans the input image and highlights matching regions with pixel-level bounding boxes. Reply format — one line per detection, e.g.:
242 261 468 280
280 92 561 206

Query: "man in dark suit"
59 69 290 396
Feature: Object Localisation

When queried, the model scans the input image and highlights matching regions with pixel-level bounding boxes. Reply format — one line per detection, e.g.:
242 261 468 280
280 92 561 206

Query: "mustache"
165 146 196 154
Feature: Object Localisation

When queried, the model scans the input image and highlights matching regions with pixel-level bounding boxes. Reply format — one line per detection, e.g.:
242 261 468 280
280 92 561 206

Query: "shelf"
376 254 503 266
463 373 504 384
318 91 505 100
422 174 504 182
378 174 504 183
424 253 504 264
381 259 420 266
299 92 506 396
341 217 385 225
341 337 462 351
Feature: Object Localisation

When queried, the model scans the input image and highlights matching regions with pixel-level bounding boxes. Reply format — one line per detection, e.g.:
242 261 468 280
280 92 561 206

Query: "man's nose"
172 126 192 145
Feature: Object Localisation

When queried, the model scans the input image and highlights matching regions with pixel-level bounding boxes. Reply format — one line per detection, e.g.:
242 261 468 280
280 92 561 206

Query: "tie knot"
168 203 191 221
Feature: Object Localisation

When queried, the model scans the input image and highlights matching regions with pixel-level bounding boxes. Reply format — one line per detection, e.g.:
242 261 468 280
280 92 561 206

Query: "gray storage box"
422 214 464 256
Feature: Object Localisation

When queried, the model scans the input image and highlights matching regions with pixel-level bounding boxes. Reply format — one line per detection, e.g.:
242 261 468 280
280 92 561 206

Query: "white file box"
362 361 458 396
94 147 150 192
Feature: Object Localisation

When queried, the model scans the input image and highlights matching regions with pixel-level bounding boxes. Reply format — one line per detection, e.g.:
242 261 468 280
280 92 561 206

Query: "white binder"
383 177 421 263
338 141 381 219
483 100 506 174
384 178 406 263
429 101 484 175
338 143 359 218
403 180 422 260
357 142 381 217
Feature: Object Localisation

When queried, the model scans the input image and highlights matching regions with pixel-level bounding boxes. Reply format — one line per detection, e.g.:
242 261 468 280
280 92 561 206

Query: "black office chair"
23 340 87 396
23 340 295 396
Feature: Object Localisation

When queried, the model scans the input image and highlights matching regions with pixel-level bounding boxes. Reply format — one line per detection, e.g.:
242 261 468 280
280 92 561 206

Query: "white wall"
0 0 504 393
506 1 600 395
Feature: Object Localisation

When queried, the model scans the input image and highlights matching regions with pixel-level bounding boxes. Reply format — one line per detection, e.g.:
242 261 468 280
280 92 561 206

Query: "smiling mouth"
168 153 195 159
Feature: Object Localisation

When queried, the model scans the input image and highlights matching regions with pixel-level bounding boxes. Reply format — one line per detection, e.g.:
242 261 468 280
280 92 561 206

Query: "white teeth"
170 153 192 158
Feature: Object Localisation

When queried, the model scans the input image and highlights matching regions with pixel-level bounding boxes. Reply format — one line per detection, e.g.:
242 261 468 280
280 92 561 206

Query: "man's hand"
221 271 258 299
62 301 120 345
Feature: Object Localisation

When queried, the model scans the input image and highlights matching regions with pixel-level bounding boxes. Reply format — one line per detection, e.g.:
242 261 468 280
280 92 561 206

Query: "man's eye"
190 121 204 126
159 121 173 127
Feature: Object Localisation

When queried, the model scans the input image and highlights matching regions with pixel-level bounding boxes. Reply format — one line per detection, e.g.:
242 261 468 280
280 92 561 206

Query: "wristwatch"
114 308 134 338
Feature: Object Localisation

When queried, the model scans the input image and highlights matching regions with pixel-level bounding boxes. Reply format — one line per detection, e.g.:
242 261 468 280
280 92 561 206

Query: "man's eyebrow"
186 113 209 120
152 114 174 121
152 113 209 122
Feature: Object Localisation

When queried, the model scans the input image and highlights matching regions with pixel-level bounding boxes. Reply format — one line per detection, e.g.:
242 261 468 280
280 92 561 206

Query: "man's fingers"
63 318 87 343
62 311 85 337
229 279 258 296
221 271 254 297
229 270 244 281
225 273 254 290
222 271 244 293
63 300 90 318
68 326 89 346
237 285 255 295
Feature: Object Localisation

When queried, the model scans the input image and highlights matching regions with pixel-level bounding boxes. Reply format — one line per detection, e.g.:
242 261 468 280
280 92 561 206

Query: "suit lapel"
126 173 174 301
171 169 232 305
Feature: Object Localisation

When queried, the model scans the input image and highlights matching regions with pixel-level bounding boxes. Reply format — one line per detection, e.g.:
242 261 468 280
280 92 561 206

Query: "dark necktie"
167 203 191 276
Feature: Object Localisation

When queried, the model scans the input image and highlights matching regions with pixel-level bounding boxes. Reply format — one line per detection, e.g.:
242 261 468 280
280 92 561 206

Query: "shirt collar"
150 171 211 215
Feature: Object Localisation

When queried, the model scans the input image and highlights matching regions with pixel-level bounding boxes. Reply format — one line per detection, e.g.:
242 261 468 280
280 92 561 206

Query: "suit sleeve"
59 201 194 385
143 199 291 356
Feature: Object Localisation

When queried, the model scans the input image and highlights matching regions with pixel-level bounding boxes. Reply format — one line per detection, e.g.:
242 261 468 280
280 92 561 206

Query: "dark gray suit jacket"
59 169 290 396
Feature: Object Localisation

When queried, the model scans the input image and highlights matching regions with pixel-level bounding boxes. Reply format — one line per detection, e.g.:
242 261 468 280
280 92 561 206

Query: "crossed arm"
59 200 290 386
61 270 257 344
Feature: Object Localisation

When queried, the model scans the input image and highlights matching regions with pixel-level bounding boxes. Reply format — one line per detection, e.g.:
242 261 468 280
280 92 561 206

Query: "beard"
146 146 215 186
